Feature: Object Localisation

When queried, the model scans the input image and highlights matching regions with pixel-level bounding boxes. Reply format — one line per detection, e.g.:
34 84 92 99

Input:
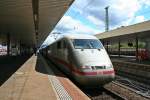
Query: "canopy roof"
0 0 74 47
95 21 150 42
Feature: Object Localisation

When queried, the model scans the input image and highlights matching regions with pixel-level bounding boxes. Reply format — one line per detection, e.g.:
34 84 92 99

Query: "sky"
42 0 150 46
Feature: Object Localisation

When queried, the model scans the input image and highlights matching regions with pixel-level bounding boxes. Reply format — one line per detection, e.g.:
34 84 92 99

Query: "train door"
62 40 68 62
63 39 73 75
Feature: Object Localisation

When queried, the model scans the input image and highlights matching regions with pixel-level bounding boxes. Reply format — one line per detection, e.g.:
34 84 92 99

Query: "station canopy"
95 20 150 43
0 0 73 47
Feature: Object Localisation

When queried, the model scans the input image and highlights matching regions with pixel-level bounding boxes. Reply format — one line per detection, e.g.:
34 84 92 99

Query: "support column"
7 33 10 56
102 40 104 45
106 41 109 53
118 40 121 57
145 39 150 60
19 40 21 55
136 36 139 60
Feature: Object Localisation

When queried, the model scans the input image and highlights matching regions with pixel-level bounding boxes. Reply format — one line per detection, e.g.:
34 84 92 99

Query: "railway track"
112 60 150 85
104 76 150 100
115 76 150 99
81 77 150 100
116 70 150 85
81 87 125 100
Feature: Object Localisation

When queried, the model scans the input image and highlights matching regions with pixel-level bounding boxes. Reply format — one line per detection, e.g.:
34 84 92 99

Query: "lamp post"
105 6 109 32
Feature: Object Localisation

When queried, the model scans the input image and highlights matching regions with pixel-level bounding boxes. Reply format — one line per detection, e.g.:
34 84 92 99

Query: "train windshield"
73 39 103 49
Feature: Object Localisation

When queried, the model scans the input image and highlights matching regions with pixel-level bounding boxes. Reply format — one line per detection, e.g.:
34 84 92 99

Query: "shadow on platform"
35 56 48 74
0 55 31 86
35 55 66 78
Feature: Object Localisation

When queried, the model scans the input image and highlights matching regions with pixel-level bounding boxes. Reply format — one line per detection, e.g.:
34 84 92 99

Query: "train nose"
74 70 115 86
77 76 115 87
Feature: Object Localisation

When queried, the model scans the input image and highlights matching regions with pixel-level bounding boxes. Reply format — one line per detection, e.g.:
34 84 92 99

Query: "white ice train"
41 34 115 86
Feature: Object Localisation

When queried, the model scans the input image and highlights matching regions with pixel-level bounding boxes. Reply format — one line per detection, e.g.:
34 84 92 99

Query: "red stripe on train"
49 55 114 76
103 70 115 75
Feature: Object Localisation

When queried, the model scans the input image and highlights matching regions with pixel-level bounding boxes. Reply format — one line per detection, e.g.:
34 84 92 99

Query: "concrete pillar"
33 46 37 54
7 33 10 56
106 41 109 53
16 41 20 55
20 43 22 55
18 41 21 55
145 39 150 59
118 40 121 57
101 40 104 45
136 36 139 60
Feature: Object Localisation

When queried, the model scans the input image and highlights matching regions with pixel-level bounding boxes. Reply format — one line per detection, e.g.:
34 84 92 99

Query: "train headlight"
106 64 113 68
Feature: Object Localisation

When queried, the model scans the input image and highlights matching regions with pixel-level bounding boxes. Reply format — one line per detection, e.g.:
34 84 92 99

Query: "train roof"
63 34 97 39
47 34 98 46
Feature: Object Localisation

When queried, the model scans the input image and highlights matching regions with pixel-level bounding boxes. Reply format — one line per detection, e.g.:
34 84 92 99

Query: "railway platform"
0 54 89 100
110 55 150 65
110 55 150 86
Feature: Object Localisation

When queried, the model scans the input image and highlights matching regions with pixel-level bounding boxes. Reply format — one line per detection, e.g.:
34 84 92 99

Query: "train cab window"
73 39 104 49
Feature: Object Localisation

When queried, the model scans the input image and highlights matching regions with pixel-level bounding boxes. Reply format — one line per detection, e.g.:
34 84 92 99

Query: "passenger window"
63 41 66 48
57 41 61 49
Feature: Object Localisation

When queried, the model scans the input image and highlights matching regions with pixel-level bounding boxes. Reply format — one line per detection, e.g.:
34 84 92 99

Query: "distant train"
41 34 115 86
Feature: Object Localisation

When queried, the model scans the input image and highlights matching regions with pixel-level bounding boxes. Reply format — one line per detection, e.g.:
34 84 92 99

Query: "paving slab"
0 55 57 100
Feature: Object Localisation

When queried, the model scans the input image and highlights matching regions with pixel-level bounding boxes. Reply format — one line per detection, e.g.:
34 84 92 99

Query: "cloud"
139 0 150 8
43 16 101 45
72 0 148 29
54 16 101 34
87 15 104 27
42 34 55 46
134 15 145 23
